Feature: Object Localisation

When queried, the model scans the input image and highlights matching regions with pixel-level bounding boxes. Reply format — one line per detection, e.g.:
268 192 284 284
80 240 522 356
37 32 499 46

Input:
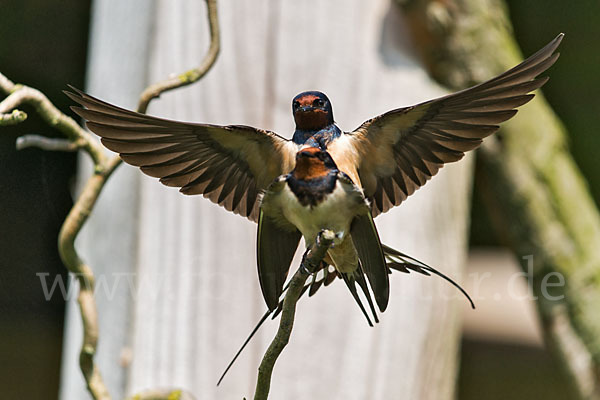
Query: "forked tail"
217 244 474 385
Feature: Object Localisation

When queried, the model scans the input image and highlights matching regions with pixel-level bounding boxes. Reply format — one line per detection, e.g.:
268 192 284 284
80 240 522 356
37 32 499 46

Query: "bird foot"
300 249 317 274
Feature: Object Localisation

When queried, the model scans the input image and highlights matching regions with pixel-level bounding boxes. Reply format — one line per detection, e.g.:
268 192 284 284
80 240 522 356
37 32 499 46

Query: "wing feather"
66 87 297 221
327 34 563 216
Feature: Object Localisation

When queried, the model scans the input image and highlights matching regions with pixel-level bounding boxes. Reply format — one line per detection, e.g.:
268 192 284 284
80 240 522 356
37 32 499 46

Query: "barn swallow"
258 146 388 322
65 33 563 321
291 91 341 148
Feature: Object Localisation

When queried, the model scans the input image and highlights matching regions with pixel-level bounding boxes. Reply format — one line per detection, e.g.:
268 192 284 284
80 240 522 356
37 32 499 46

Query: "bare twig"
16 135 81 151
0 109 27 125
58 155 121 400
137 0 220 114
0 76 107 166
253 230 336 400
1 71 115 400
1 1 221 399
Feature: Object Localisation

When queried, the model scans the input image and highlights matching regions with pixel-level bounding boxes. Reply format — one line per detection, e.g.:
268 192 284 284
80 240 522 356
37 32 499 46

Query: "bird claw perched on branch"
299 230 336 274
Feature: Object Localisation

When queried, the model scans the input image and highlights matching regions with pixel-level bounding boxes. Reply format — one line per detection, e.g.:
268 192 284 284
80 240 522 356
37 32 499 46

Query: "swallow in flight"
65 34 562 326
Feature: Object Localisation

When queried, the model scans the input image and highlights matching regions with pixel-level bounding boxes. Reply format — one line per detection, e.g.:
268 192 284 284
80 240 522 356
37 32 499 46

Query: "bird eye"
313 98 324 107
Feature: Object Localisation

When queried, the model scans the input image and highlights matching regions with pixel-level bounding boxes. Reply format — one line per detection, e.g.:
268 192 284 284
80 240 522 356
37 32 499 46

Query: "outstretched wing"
66 87 298 222
327 33 563 216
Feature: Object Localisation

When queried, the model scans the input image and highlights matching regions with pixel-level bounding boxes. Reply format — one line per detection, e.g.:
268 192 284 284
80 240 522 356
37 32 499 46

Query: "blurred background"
0 0 597 399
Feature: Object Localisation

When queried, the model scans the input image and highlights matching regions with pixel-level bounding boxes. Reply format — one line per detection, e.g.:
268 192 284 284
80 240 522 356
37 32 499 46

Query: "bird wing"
256 208 302 311
65 87 298 222
327 33 563 216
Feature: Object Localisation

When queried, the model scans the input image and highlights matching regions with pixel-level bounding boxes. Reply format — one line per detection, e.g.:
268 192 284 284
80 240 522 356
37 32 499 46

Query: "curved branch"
16 135 81 151
0 109 27 125
253 230 336 400
137 0 220 114
58 162 121 400
2 1 222 398
0 74 107 166
56 0 221 396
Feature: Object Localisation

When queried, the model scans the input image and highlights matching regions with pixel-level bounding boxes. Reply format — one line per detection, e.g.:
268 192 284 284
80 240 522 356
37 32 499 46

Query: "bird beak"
298 105 313 113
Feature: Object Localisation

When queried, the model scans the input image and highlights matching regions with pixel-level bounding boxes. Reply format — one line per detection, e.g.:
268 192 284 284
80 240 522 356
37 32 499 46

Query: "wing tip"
99 137 123 154
69 105 86 119
554 32 565 44
376 291 389 312
63 85 87 105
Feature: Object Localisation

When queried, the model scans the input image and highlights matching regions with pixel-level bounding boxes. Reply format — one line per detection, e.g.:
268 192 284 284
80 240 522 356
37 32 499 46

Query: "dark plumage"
287 175 337 207
291 91 341 146
287 148 338 207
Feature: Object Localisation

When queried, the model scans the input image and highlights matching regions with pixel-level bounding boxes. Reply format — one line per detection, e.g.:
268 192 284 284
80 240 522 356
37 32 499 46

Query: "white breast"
276 180 365 246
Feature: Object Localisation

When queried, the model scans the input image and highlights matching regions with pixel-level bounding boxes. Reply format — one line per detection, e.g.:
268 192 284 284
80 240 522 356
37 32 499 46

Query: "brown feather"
337 34 563 216
66 86 298 222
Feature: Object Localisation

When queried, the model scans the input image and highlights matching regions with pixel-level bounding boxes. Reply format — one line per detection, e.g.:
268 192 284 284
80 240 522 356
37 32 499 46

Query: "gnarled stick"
0 72 116 400
253 230 336 400
0 75 107 166
16 135 81 151
137 0 219 113
0 0 220 398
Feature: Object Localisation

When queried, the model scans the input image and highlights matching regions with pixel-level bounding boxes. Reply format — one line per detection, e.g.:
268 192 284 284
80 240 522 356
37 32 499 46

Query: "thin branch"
137 0 220 114
16 135 81 151
57 158 121 400
2 0 221 398
57 0 220 395
0 109 27 125
253 230 336 400
0 73 122 400
0 73 107 166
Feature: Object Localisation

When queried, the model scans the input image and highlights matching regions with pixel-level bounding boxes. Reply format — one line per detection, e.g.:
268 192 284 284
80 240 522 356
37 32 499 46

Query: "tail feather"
308 273 324 296
217 243 474 385
308 261 329 296
382 244 475 309
340 269 378 327
216 309 271 386
353 264 380 325
350 214 389 312
323 268 337 286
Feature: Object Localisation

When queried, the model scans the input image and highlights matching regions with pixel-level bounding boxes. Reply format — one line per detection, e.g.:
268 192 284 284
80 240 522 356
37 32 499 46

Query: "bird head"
292 146 338 180
292 91 334 131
